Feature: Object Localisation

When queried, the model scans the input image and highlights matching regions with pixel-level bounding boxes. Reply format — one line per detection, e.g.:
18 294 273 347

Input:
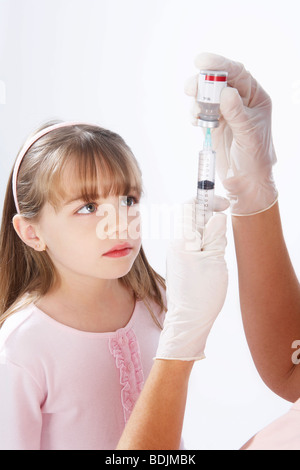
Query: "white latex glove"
156 199 228 361
185 53 278 216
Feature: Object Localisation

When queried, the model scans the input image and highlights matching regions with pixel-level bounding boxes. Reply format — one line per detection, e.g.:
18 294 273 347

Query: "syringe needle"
204 128 212 150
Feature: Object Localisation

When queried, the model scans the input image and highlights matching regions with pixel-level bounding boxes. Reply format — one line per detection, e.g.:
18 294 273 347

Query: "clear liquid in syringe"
196 128 216 228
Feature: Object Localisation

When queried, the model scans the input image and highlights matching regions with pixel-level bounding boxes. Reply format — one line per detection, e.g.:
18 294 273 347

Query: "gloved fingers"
190 100 201 126
219 87 274 157
213 123 233 180
219 87 250 134
213 195 230 212
186 53 269 126
184 55 248 97
184 74 198 97
171 197 229 252
185 56 252 128
202 212 227 253
194 52 253 104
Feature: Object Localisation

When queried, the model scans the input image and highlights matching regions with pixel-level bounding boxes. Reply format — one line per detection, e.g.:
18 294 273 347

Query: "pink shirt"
3 297 298 450
0 297 165 450
242 398 300 450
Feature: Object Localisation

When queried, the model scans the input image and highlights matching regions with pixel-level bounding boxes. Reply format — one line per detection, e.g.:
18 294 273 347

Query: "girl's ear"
12 215 46 252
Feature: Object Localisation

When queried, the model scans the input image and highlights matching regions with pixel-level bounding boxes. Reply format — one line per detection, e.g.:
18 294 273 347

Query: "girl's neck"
35 276 135 333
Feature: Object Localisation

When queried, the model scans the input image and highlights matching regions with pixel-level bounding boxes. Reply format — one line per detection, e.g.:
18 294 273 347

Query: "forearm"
117 360 194 450
232 202 300 401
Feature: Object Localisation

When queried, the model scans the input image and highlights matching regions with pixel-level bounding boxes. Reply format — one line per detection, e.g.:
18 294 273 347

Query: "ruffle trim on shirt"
109 329 144 423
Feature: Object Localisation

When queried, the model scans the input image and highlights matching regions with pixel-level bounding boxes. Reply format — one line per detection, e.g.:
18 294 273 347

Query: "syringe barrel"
196 148 216 228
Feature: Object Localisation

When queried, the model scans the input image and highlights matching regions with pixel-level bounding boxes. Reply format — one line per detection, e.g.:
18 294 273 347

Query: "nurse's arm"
232 202 300 402
116 360 193 450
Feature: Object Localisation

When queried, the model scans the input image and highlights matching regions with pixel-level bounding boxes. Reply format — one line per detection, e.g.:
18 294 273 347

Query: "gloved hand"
185 53 278 216
155 199 228 361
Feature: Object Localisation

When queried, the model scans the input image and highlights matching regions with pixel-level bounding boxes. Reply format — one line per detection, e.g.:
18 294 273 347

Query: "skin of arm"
232 202 300 402
116 360 194 450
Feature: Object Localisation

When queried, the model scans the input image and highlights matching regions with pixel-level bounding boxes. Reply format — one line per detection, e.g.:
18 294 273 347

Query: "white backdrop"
0 0 299 450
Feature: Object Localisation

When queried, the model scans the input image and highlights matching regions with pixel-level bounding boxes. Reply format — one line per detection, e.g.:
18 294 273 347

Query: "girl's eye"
77 203 97 214
120 196 138 207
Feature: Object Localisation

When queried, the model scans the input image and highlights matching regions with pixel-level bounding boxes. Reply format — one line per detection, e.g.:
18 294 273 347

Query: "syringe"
195 70 227 232
196 128 216 230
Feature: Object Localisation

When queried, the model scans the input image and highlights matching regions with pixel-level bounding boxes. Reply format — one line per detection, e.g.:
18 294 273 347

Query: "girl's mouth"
102 243 132 258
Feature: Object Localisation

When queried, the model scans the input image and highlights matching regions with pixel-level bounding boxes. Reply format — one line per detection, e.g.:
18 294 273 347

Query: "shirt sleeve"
0 357 43 450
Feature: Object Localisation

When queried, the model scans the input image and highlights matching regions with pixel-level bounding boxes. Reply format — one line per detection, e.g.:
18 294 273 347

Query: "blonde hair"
0 121 165 327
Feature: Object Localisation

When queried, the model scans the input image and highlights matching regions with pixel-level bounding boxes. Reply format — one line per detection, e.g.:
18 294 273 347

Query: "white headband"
12 121 89 214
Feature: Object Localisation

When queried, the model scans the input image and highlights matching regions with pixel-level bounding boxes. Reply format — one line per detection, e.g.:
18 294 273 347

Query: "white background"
0 0 299 450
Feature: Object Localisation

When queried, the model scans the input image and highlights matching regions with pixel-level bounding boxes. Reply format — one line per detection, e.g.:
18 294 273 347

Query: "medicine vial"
197 71 228 128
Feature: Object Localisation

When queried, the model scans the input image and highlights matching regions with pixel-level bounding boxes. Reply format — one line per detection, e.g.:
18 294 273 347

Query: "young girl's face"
36 188 142 283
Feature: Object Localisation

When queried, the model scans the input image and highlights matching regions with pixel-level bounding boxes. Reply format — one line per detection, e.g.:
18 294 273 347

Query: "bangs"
45 139 143 210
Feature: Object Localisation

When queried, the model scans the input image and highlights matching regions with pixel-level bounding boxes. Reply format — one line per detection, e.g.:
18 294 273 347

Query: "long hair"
0 121 165 328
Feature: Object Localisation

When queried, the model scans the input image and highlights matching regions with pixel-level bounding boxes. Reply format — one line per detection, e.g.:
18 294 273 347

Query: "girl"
0 120 167 450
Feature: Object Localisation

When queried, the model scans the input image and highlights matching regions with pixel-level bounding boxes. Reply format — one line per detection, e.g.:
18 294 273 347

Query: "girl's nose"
96 203 128 240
